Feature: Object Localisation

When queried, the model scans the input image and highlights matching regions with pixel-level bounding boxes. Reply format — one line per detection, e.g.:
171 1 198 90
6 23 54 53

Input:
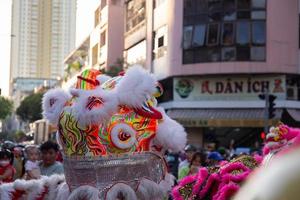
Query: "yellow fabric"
13 157 23 180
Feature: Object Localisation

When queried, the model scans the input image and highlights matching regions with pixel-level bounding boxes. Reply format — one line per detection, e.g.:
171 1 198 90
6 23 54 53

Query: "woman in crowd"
178 151 206 180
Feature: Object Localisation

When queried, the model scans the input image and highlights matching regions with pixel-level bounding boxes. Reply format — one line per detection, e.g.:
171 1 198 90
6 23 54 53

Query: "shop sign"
174 75 286 101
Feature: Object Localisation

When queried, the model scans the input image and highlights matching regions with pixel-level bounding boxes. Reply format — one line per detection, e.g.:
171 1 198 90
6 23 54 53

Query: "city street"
0 0 300 199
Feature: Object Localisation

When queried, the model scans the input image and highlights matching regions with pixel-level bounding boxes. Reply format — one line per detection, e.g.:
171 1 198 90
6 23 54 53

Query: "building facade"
10 0 76 96
63 0 125 89
90 0 124 71
124 0 300 148
63 36 90 90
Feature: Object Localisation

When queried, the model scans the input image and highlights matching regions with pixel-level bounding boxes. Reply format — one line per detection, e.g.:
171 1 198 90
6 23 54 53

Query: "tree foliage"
0 130 30 143
0 96 13 120
15 130 27 142
16 92 43 122
101 58 125 77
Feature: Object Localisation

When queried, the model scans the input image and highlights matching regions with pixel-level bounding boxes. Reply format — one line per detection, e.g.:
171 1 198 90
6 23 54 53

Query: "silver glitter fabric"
63 152 167 193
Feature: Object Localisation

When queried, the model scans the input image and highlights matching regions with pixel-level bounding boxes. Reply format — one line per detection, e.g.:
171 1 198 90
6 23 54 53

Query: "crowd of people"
0 139 260 185
166 142 262 182
0 140 64 184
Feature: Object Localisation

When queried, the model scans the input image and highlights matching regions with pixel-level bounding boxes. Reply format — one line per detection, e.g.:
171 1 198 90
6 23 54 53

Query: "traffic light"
258 93 277 119
268 94 277 119
260 131 266 140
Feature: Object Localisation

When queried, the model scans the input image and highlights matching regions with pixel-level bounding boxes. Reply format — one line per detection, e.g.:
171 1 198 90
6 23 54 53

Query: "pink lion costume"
172 155 261 200
0 65 187 200
172 123 300 200
234 123 300 200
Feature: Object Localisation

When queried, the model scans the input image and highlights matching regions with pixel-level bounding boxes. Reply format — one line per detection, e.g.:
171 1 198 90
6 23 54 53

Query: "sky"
76 0 100 46
0 0 100 97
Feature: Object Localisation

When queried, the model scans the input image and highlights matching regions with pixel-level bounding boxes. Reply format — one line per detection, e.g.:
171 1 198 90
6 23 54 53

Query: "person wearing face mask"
0 149 16 184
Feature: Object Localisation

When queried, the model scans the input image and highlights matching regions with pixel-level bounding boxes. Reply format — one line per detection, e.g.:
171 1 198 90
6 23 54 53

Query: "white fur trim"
269 126 276 134
266 139 287 149
56 183 70 200
71 87 118 127
136 178 164 200
45 174 66 200
69 88 79 96
0 182 14 200
14 178 45 199
234 147 300 200
155 107 187 152
97 74 112 85
159 173 175 194
115 65 156 108
106 183 137 200
68 185 99 200
266 133 278 140
266 141 280 148
0 174 66 200
43 89 71 125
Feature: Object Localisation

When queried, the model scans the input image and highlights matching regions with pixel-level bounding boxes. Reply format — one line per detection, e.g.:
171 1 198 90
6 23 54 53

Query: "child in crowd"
0 149 15 183
24 145 41 180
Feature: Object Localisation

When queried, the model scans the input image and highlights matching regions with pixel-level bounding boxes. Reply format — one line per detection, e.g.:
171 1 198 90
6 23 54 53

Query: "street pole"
264 90 269 134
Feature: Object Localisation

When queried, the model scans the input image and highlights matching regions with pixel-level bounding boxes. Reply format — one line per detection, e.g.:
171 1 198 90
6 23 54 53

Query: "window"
252 0 266 9
92 44 98 66
193 25 206 47
153 26 167 59
94 7 100 27
207 24 219 46
251 47 265 60
237 0 250 10
222 23 235 45
126 40 146 65
222 47 236 61
158 36 164 47
126 0 146 32
252 21 265 45
237 21 250 45
252 11 266 19
100 31 106 47
237 46 250 60
183 26 193 49
183 0 266 64
208 0 222 13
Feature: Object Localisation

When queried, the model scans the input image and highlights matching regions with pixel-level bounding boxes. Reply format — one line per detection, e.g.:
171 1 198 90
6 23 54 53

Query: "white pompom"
42 89 71 125
115 65 156 108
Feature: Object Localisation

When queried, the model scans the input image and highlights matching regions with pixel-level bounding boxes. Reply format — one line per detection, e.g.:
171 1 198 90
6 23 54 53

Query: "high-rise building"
124 0 300 148
9 0 76 96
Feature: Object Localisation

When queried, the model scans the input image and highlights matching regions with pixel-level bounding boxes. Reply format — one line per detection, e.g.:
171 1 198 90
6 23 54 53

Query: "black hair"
190 151 207 167
0 149 14 164
39 140 59 152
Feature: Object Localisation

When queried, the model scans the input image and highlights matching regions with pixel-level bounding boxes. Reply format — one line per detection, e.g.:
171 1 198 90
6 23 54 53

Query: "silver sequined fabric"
63 152 167 193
